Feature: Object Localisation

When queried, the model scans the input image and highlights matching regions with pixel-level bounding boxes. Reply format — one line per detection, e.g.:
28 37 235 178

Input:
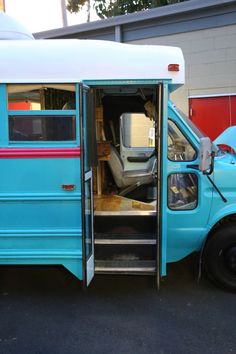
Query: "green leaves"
66 0 188 19
67 0 88 13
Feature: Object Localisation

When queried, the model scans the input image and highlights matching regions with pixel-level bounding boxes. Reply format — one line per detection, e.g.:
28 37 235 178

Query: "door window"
121 113 155 148
168 173 198 210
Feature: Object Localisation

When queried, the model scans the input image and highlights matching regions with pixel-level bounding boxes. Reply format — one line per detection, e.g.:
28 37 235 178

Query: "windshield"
175 108 206 139
175 106 220 155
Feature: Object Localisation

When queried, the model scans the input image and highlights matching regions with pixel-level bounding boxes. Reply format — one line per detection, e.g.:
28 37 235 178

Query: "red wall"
189 96 236 140
8 102 31 110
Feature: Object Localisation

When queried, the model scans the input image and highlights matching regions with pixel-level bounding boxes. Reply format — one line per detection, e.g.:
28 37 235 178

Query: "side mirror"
199 137 214 175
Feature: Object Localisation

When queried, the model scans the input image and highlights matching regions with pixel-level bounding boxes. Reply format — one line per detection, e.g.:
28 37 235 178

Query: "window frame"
6 83 80 147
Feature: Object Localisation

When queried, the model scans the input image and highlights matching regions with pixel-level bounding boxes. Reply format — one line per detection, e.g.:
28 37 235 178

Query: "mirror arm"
187 158 227 203
206 175 227 203
186 164 199 170
188 152 226 203
190 151 215 175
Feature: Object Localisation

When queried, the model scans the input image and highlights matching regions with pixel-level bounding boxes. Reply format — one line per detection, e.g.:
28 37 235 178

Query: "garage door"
189 95 236 140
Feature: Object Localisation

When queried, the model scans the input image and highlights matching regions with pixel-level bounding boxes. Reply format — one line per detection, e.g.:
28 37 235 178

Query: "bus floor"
94 194 155 213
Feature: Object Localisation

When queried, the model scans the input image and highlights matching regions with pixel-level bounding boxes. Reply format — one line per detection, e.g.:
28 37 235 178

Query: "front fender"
198 202 236 283
206 203 236 235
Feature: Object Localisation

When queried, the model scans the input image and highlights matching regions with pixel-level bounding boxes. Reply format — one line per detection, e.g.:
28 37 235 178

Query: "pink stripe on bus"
0 147 81 158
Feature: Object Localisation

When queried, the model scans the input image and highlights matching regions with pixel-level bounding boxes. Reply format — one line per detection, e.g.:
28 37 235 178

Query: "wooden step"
94 194 155 213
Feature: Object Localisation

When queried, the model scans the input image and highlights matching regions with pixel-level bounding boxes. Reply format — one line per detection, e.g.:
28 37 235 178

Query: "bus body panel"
165 105 214 263
207 153 236 230
0 154 83 279
0 82 83 280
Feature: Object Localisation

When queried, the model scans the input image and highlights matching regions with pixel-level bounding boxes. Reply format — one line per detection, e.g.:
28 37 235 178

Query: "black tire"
203 223 236 291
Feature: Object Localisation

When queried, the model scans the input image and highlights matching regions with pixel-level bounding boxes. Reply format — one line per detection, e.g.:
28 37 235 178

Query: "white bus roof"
0 11 34 40
0 39 184 85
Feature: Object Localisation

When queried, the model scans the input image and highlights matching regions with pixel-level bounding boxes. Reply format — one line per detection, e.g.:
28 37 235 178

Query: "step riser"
95 244 156 261
94 214 157 274
95 232 156 241
94 215 157 235
95 269 156 275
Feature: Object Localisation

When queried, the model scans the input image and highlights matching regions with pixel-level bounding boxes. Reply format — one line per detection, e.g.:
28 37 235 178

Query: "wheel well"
207 214 236 242
198 214 236 284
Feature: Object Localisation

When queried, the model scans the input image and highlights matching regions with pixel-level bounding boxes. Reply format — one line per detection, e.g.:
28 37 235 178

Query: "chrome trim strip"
94 239 156 245
94 210 156 216
189 93 236 99
95 267 156 273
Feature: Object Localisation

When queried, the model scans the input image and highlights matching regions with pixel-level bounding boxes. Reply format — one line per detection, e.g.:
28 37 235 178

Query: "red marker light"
168 64 179 72
62 184 76 191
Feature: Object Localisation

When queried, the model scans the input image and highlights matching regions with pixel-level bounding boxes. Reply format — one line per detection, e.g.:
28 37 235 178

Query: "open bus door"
155 83 168 290
89 82 165 290
80 85 96 287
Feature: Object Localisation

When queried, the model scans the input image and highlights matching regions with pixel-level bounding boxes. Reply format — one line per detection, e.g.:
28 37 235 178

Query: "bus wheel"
204 223 236 291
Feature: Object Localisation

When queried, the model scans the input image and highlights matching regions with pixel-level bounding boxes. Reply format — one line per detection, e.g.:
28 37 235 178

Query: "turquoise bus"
0 37 235 291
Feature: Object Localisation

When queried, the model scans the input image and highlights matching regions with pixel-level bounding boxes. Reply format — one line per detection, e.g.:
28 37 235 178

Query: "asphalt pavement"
0 255 235 354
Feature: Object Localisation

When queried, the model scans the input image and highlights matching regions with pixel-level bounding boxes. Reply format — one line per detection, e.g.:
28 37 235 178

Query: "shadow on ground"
0 255 235 354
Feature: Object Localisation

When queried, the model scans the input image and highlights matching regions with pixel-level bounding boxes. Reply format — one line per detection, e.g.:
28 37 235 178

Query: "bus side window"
7 84 76 111
7 84 77 142
9 115 76 142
